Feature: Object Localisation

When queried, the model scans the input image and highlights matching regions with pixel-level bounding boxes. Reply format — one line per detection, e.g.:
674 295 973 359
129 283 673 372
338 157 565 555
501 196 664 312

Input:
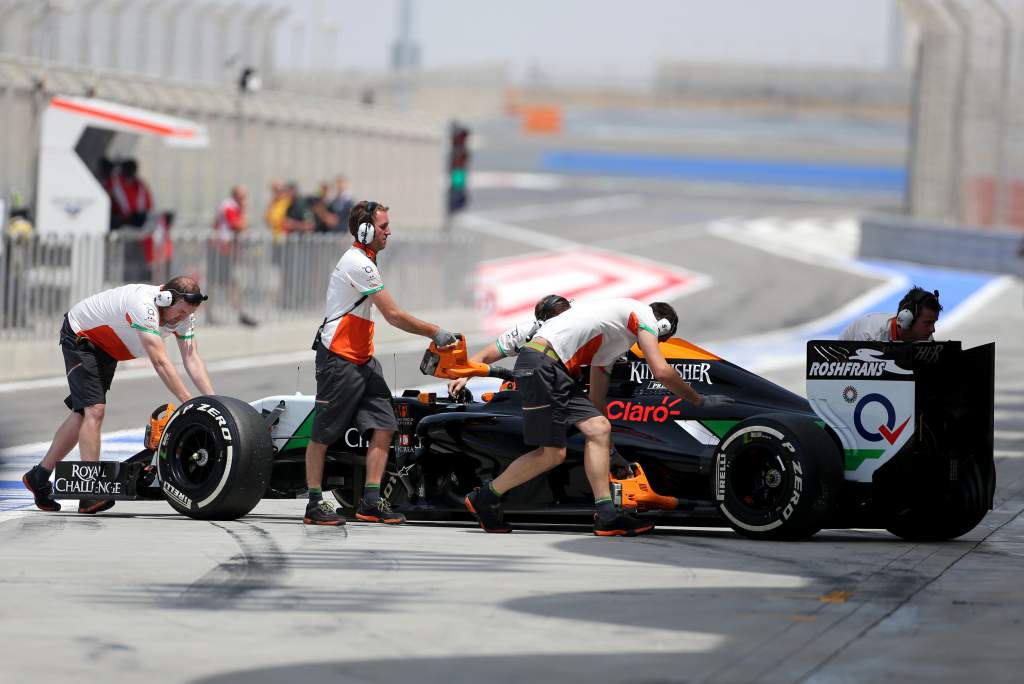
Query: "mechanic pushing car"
446 294 571 398
22 276 214 515
303 200 458 526
839 286 942 342
465 297 735 536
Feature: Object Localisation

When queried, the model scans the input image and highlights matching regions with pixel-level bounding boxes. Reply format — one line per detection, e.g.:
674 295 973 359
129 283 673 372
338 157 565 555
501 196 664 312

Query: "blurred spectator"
326 175 354 230
265 179 290 244
310 182 341 233
282 182 314 234
5 191 33 239
105 159 153 231
211 186 258 327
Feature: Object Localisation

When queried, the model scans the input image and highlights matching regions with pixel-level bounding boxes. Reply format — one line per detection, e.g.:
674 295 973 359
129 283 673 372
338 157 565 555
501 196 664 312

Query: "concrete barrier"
861 212 1024 275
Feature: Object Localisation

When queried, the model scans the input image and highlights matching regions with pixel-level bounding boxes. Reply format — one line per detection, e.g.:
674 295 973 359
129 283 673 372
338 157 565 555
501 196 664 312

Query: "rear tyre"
885 458 990 541
714 413 842 541
157 396 273 520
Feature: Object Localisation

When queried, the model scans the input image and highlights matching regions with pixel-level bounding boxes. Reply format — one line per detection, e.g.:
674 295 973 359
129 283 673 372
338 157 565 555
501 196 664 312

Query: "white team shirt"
494 318 542 358
535 298 659 375
839 312 934 343
838 313 896 342
67 284 195 361
319 243 384 363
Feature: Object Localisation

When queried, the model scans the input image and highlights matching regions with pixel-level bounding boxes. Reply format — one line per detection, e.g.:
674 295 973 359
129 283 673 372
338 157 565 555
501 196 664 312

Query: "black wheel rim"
727 445 791 517
169 425 223 492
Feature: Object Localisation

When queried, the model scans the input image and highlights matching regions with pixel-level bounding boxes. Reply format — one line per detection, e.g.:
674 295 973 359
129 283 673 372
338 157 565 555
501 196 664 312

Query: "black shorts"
311 344 398 445
60 315 117 413
513 348 602 448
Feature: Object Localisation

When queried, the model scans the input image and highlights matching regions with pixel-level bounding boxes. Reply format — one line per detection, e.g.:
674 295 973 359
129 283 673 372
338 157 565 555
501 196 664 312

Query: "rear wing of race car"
806 340 995 507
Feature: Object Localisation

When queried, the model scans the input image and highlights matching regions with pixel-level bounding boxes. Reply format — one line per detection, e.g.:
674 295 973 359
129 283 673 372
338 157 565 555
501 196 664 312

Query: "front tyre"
714 413 842 541
157 396 273 520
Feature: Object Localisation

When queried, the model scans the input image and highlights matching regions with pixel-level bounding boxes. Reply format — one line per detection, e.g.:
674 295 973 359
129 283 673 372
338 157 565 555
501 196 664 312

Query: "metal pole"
106 0 129 71
259 7 290 88
162 0 196 80
982 0 1013 226
137 0 165 76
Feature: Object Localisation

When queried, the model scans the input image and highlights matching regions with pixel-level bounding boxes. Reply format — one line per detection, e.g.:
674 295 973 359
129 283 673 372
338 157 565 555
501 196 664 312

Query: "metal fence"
902 0 1024 229
0 229 479 340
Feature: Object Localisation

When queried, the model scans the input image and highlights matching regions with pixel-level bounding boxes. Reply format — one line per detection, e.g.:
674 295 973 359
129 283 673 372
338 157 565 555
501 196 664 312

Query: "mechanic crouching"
447 294 571 398
303 200 458 526
22 277 215 514
464 297 734 537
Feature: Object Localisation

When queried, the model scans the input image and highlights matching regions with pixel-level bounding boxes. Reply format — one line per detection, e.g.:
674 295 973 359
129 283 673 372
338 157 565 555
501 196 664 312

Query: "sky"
288 0 900 80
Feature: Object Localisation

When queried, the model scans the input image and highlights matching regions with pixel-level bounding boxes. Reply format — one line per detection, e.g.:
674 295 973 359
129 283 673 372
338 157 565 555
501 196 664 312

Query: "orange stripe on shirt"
328 314 375 364
78 325 134 360
564 335 603 377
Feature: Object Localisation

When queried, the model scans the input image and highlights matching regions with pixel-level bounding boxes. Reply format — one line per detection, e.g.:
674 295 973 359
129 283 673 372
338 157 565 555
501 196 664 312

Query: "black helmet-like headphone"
155 289 208 307
356 201 379 245
896 288 940 330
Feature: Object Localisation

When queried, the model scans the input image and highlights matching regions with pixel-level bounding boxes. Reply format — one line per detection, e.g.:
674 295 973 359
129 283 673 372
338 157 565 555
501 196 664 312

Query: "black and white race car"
54 337 995 541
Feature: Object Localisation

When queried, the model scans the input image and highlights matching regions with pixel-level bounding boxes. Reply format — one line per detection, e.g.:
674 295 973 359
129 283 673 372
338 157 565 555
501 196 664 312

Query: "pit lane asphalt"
1 281 1021 684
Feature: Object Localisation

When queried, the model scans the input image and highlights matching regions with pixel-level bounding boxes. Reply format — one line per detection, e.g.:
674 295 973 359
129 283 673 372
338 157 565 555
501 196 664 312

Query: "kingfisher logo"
809 347 912 378
853 393 911 445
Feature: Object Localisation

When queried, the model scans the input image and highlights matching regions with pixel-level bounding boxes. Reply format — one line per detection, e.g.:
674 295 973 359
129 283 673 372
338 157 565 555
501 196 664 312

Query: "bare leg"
364 429 394 485
305 439 328 489
491 446 567 494
40 412 84 470
77 404 106 462
577 415 612 500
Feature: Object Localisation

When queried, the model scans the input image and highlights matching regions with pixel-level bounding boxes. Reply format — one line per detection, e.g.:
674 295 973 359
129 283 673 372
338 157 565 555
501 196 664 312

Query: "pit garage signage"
806 341 915 482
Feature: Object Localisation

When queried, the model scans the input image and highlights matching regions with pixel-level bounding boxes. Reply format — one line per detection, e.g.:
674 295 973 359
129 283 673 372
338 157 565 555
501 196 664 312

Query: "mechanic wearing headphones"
446 294 571 398
303 200 458 526
465 297 734 537
21 276 214 515
839 286 942 342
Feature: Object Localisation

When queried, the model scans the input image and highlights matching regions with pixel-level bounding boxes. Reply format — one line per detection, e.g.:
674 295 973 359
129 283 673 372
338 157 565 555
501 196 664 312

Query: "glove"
432 327 457 348
700 394 736 409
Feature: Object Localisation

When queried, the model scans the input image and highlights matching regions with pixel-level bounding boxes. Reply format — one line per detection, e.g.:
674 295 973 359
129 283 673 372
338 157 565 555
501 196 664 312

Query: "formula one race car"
51 335 995 541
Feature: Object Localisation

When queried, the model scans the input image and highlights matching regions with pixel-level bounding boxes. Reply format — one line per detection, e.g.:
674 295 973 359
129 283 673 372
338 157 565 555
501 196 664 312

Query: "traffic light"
448 123 470 213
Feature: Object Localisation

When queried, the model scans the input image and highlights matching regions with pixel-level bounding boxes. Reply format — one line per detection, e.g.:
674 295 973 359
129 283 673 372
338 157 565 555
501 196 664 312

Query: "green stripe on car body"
701 420 738 439
844 448 886 471
281 409 316 452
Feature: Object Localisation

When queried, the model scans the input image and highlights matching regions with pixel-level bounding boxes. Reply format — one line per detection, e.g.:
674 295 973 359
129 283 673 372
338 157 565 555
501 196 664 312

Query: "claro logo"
607 397 683 423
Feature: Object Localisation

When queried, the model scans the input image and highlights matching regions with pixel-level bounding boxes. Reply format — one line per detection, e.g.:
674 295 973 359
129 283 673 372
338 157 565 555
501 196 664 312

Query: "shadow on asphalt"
191 653 701 684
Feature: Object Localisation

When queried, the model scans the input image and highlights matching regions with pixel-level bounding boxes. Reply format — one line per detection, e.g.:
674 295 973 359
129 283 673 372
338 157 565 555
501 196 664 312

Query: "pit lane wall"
860 213 1024 276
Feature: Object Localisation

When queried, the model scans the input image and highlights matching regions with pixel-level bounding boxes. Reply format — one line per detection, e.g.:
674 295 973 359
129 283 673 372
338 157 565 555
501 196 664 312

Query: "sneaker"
355 497 406 524
21 467 61 512
78 499 115 515
464 488 512 533
593 513 654 537
303 499 346 526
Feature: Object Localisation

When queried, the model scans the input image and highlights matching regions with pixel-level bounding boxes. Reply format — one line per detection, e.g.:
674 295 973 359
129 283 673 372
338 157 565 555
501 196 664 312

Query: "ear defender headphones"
656 318 675 338
155 289 209 307
896 288 939 330
356 201 379 246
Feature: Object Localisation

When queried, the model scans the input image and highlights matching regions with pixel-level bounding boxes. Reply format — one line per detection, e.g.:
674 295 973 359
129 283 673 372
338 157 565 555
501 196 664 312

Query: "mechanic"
21 277 214 515
446 294 571 398
839 286 942 343
464 297 734 537
303 200 458 526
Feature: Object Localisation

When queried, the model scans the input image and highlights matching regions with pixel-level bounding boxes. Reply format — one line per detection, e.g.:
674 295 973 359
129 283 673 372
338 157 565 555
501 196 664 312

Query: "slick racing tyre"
714 413 842 541
157 395 273 520
885 458 991 541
